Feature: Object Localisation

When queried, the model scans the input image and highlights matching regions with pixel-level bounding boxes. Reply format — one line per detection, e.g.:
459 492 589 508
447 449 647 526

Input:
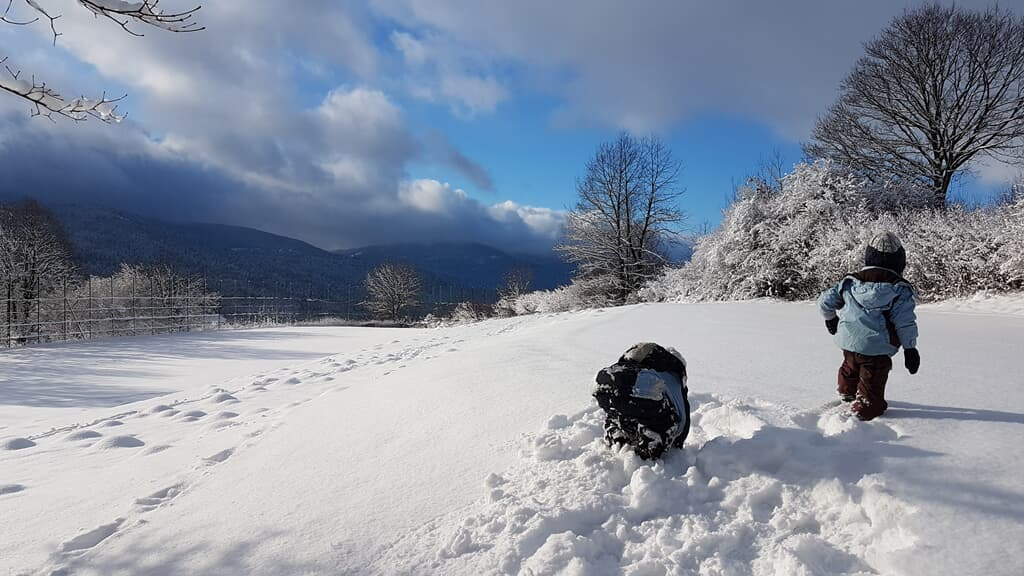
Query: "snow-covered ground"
1 302 1022 576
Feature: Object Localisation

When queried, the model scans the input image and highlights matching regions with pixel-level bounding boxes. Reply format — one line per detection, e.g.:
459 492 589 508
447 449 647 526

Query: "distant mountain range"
47 204 575 300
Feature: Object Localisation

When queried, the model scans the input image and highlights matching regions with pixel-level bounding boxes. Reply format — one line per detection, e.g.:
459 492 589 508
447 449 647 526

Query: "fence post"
131 274 136 336
62 277 68 342
110 276 115 337
87 277 93 340
35 277 41 345
185 277 191 333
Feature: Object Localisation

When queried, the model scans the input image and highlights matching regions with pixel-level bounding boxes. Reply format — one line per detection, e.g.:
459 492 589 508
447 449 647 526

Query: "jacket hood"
847 278 903 310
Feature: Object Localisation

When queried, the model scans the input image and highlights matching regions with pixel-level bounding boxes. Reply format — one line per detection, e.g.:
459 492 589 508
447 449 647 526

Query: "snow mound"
2 437 36 450
211 393 239 404
64 430 103 442
381 398 918 575
94 436 145 449
920 291 1024 316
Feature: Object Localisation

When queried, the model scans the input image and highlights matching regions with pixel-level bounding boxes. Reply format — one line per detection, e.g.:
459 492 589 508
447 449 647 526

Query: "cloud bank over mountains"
1 0 1013 250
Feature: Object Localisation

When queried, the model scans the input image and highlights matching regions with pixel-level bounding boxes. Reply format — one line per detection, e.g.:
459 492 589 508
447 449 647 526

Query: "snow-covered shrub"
504 276 616 315
652 161 872 301
447 301 493 324
642 161 1024 303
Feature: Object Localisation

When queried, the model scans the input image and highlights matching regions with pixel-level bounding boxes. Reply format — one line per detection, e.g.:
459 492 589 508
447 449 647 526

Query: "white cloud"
487 200 565 240
973 158 1024 186
397 180 565 242
0 1 547 252
373 0 1020 139
389 28 508 117
391 30 430 66
399 179 467 214
439 73 506 117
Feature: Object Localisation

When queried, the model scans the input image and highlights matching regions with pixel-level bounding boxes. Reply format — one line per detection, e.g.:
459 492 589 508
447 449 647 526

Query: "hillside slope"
1 302 1021 575
48 204 573 298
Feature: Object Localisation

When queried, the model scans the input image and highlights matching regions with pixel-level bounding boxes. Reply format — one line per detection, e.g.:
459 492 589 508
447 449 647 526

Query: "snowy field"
1 301 1022 576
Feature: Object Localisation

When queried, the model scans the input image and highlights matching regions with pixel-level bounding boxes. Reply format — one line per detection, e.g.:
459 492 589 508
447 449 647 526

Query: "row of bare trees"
1 200 221 345
362 263 534 322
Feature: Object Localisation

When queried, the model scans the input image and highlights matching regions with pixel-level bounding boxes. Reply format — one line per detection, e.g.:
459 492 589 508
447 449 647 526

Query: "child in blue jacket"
818 232 921 420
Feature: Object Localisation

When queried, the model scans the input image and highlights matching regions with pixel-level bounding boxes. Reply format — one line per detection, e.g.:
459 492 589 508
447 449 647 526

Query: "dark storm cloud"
0 111 559 252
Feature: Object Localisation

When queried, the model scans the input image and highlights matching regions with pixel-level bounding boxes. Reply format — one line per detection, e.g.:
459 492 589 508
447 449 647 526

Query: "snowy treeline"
1 200 218 345
640 162 1024 303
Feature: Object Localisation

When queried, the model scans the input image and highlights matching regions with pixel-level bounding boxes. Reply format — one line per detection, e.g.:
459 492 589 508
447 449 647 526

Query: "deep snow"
1 302 1022 575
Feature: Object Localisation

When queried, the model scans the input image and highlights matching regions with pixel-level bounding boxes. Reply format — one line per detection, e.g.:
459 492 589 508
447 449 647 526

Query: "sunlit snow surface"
1 300 1022 575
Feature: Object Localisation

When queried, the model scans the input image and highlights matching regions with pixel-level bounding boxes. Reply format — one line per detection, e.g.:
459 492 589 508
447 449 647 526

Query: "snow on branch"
0 56 125 122
7 0 202 42
75 0 203 36
1 1 202 122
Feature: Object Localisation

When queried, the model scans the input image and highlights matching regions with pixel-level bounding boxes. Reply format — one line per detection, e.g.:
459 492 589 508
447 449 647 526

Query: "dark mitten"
904 348 920 375
825 317 839 335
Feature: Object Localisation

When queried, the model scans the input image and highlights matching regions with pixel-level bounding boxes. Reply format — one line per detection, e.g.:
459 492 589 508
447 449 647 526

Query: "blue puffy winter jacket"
818 268 918 357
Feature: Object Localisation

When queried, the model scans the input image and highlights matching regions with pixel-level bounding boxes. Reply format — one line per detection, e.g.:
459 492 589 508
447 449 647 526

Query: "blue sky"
0 0 1018 252
404 98 807 230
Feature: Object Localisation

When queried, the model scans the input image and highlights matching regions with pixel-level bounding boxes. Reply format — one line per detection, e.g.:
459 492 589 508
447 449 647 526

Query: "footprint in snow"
204 448 234 464
135 483 185 509
382 401 918 576
58 518 124 554
2 437 36 450
178 410 207 419
210 393 238 404
64 430 103 442
100 420 124 427
94 436 145 449
0 483 26 495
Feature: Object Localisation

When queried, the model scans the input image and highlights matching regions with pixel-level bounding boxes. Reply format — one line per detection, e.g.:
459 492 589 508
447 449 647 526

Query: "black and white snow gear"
593 342 691 460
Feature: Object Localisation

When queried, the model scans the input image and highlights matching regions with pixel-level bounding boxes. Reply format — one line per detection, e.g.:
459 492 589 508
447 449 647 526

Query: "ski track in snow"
377 397 917 576
2 333 470 576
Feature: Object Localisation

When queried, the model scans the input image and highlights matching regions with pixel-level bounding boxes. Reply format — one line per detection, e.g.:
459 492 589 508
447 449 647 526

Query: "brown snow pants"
838 350 892 421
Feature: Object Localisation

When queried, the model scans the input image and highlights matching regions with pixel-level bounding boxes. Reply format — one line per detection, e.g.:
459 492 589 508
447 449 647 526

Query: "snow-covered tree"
807 4 1024 208
557 133 685 303
1 0 203 122
363 263 421 322
0 200 76 341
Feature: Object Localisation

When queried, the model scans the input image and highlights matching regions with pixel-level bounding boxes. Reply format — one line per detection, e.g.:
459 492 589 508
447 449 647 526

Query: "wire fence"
2 275 501 348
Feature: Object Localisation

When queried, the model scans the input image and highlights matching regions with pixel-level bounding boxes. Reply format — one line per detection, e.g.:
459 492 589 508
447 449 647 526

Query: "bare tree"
806 4 1024 208
1 0 203 122
556 133 685 302
0 200 76 330
363 263 422 322
498 266 533 300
